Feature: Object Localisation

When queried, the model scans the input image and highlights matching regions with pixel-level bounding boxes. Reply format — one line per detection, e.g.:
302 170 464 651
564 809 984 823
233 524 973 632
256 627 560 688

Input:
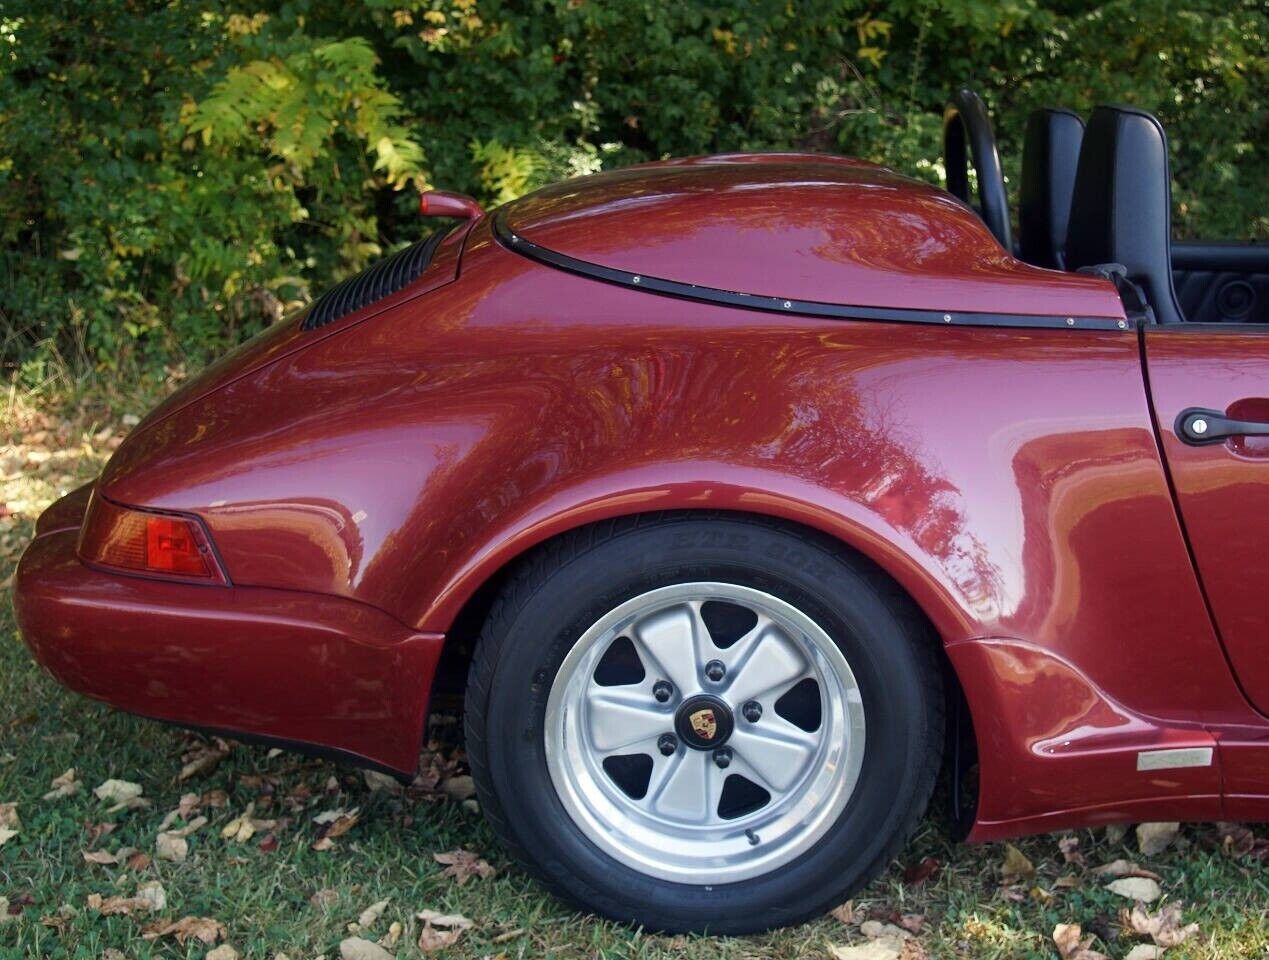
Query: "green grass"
0 391 1266 959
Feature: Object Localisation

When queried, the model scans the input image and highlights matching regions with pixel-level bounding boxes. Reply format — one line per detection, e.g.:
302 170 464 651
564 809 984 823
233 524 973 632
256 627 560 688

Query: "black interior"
1066 105 1187 324
1019 108 1084 270
1172 242 1269 324
948 88 1267 325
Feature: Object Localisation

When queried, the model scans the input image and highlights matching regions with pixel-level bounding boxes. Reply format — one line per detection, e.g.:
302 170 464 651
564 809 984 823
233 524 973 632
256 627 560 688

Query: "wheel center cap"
674 694 734 750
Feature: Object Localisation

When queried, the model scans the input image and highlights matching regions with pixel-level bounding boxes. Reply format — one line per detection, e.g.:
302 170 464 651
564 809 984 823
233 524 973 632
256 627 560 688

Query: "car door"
1145 325 1269 715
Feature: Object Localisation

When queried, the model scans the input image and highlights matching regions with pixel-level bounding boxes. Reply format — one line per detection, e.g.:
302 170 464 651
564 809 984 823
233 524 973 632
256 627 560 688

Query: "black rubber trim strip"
147 717 415 781
493 209 1129 331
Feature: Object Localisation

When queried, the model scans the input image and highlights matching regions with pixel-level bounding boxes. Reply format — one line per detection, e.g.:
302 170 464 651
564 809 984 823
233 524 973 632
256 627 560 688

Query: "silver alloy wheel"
544 582 867 884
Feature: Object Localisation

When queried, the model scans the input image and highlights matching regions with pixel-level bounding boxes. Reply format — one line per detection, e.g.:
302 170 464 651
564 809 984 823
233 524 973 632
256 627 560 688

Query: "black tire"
465 513 944 934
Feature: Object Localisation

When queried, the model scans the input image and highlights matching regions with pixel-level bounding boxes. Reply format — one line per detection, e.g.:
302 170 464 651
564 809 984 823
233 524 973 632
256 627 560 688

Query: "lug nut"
704 659 726 682
657 733 678 756
652 680 673 703
742 700 762 723
713 747 733 769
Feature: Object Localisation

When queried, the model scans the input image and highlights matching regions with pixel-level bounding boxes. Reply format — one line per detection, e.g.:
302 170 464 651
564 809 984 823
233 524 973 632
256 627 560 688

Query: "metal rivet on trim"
632 275 641 284
943 314 952 323
783 300 792 309
1066 317 1075 326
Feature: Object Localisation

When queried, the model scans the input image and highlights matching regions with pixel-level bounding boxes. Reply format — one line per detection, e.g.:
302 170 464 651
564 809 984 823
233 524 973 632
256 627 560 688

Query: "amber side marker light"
78 494 227 584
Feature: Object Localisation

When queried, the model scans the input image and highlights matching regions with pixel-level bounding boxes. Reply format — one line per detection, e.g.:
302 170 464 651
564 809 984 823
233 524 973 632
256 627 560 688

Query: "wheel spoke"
723 627 806 705
630 603 704 696
728 725 817 793
648 750 710 823
586 688 670 753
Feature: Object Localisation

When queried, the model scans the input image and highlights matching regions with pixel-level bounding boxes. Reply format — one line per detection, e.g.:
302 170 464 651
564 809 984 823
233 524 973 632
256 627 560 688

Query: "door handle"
1176 407 1269 445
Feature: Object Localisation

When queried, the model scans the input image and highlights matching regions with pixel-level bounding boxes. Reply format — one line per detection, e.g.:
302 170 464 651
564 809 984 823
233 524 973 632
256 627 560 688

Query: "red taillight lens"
144 516 210 576
79 494 223 583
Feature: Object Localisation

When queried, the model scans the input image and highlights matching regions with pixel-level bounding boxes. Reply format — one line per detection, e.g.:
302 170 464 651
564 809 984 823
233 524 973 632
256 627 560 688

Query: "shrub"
1 0 1264 384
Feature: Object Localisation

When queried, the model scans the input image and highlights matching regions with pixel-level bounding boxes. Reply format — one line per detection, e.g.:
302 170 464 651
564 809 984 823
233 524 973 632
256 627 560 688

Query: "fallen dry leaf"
861 919 912 942
0 803 17 847
340 936 394 960
168 815 208 838
1123 946 1164 960
1136 822 1180 857
312 807 361 850
1123 901 1200 948
441 775 475 801
417 922 464 953
1053 922 1110 960
1059 835 1084 865
1000 843 1035 884
903 856 941 886
142 915 226 945
363 770 404 795
137 881 166 911
830 901 857 924
379 920 402 949
43 768 80 800
433 848 496 885
310 888 340 908
354 898 391 930
82 849 119 865
93 779 143 805
415 909 473 929
86 893 156 916
205 946 239 960
222 803 274 843
177 792 202 818
85 821 115 846
1215 822 1269 859
155 832 189 863
179 739 231 781
1106 877 1163 902
1092 859 1162 881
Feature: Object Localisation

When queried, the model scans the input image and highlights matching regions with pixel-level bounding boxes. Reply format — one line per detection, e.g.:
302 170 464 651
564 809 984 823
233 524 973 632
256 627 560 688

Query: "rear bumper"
15 526 442 775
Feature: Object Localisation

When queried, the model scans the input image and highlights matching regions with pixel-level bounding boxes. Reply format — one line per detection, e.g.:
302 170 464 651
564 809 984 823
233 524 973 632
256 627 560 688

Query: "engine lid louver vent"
301 229 448 331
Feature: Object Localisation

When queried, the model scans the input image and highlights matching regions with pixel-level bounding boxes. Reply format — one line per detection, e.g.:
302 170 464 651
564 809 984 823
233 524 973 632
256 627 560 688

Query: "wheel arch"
427 501 980 821
418 487 977 645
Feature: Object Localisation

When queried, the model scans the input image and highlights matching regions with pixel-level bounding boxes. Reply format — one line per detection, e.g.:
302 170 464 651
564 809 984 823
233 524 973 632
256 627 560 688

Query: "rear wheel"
465 515 943 934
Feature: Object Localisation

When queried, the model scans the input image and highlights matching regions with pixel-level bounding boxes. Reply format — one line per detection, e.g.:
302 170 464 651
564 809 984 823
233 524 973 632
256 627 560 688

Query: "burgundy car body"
15 153 1269 839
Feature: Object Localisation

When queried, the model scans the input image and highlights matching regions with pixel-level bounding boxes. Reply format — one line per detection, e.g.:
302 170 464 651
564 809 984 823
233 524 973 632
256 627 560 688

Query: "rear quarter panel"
99 225 1254 830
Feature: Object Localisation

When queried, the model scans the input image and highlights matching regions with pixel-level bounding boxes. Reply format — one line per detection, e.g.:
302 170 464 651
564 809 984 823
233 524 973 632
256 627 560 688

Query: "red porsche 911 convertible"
15 90 1269 933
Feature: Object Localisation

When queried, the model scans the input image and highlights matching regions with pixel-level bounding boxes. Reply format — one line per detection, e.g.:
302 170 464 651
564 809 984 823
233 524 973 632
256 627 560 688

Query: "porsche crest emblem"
689 708 717 741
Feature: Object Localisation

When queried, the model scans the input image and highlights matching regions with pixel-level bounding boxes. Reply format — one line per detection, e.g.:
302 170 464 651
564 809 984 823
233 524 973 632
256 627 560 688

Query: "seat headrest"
1066 105 1184 323
1019 108 1084 269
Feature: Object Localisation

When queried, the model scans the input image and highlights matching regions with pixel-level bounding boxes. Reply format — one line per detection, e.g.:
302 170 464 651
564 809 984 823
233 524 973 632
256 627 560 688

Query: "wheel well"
427 508 978 817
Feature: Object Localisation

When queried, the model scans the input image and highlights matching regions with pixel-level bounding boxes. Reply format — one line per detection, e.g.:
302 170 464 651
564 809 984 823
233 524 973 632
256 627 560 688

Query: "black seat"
1066 105 1185 323
1019 108 1084 269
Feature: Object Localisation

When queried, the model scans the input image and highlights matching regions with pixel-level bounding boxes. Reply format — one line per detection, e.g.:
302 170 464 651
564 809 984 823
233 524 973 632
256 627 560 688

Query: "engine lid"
500 153 1125 321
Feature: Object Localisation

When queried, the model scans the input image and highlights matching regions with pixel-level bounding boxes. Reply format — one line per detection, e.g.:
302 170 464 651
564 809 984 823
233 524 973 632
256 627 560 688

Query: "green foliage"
1 0 1265 384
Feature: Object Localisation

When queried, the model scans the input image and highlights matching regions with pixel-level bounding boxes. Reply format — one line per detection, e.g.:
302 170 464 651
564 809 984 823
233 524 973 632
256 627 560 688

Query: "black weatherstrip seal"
493 210 1130 332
